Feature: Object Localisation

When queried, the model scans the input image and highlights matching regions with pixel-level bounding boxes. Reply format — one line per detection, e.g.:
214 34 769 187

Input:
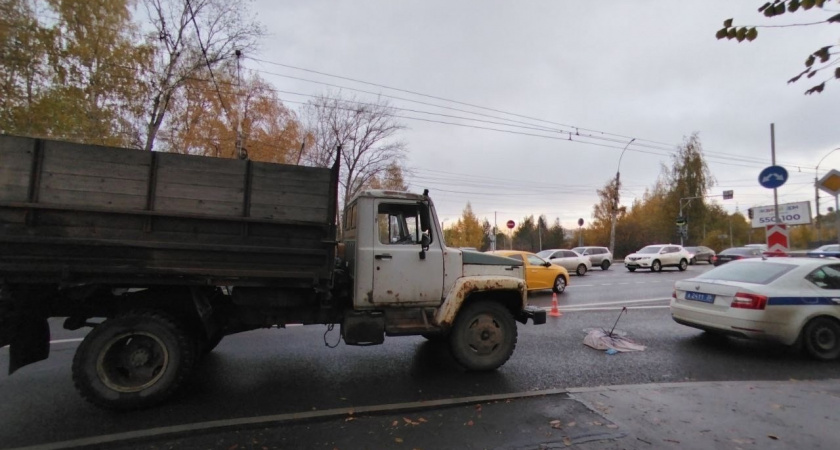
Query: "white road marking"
554 305 670 312
50 338 83 344
554 297 671 308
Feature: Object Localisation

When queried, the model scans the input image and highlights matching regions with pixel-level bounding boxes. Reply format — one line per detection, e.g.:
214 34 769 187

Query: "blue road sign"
758 165 788 189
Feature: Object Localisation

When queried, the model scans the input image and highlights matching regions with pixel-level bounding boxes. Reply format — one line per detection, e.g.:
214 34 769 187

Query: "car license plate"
685 291 715 303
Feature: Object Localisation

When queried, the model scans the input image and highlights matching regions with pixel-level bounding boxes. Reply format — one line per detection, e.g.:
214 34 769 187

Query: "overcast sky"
248 1 838 232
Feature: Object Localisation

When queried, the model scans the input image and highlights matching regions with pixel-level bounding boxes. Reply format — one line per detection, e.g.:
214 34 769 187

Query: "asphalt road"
2 262 838 449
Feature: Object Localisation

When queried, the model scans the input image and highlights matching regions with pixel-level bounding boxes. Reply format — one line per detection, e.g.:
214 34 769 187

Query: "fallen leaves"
393 417 428 427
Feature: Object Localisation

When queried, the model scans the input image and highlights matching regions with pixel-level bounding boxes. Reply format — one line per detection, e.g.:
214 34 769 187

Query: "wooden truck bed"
0 135 339 287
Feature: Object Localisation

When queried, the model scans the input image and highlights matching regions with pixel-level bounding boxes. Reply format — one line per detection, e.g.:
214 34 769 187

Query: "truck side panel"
0 135 339 287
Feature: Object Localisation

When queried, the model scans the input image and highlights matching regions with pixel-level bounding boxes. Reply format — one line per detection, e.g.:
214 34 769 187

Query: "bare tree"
302 93 408 207
140 0 263 151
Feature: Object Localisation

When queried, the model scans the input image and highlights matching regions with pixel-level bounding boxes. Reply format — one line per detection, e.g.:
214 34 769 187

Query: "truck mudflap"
517 305 547 325
2 314 50 374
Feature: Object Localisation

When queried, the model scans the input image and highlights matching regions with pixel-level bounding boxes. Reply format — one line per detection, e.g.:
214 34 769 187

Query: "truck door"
371 200 444 306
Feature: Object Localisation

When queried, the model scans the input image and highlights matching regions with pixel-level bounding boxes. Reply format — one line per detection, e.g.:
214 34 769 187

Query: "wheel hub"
467 315 501 355
815 328 836 349
128 348 151 367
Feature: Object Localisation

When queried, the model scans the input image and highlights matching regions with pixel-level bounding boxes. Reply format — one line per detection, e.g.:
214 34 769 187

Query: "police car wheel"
803 317 840 361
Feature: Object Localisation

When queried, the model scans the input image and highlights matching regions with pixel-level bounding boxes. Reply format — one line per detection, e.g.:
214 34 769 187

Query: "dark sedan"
807 244 840 258
712 247 763 266
684 246 716 264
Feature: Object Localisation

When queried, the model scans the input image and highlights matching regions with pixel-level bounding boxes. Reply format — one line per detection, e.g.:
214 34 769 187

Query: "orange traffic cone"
549 292 562 317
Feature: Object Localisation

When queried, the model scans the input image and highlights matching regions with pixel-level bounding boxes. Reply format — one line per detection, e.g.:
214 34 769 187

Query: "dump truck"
0 135 545 410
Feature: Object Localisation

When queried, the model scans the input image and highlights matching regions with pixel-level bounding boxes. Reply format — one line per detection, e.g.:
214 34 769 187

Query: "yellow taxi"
486 250 570 293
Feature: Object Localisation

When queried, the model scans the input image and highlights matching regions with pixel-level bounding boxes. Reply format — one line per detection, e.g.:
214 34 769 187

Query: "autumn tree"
665 133 714 245
139 0 264 151
369 162 409 191
590 178 624 253
716 0 840 94
443 203 485 249
164 65 304 163
301 93 408 208
0 0 150 147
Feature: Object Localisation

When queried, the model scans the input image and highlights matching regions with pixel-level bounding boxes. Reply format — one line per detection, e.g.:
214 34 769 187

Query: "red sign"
766 224 789 252
506 220 515 229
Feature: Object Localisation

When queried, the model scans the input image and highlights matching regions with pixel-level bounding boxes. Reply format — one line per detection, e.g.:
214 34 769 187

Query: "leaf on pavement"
395 437 404 443
466 420 474 426
418 417 427 423
567 421 576 427
392 420 399 427
563 437 572 446
768 435 780 440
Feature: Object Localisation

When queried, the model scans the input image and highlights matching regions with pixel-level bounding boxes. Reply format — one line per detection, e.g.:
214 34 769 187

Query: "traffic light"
748 208 754 219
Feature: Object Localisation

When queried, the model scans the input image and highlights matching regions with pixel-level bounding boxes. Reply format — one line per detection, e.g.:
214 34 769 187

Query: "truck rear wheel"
72 311 195 410
449 301 517 371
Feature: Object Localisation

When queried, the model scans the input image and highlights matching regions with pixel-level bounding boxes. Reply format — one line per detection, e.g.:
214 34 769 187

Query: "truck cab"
340 190 545 365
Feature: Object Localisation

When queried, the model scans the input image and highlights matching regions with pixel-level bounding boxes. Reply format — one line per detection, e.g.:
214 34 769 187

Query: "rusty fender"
435 276 527 328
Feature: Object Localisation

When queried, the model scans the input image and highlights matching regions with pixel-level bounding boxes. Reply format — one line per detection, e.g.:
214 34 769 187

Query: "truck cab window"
378 203 422 245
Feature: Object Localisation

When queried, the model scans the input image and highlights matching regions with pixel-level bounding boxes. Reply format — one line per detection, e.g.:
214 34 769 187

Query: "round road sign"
758 165 788 189
506 220 515 229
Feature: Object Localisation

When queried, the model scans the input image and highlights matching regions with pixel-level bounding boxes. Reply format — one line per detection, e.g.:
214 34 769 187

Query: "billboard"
750 201 811 228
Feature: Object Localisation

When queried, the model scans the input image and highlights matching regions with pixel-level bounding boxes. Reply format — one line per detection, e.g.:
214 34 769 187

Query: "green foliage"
718 0 839 94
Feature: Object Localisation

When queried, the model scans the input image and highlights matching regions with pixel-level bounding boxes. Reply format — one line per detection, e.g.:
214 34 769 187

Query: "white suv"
624 244 691 272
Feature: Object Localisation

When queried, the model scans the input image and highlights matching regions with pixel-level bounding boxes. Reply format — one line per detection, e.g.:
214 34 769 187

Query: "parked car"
571 246 613 270
684 246 716 265
807 244 840 258
487 250 570 293
712 247 763 266
536 249 592 276
671 258 840 360
624 244 690 272
744 243 768 252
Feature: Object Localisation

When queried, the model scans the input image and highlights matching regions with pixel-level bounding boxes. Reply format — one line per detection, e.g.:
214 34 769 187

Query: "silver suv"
571 246 613 270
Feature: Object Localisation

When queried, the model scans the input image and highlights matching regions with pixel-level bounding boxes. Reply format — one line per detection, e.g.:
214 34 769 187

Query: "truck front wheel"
72 311 196 410
449 301 517 371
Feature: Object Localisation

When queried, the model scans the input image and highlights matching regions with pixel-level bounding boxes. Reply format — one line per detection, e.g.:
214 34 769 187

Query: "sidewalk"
569 379 840 449
14 379 840 450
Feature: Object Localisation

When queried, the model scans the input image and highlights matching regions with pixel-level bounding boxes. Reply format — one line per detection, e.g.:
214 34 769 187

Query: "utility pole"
771 124 780 224
234 49 244 160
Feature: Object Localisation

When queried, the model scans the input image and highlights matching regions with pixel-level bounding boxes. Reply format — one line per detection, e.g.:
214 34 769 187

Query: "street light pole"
609 138 635 257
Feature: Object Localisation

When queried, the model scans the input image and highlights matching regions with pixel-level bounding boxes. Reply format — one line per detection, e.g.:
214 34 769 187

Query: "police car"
671 258 840 360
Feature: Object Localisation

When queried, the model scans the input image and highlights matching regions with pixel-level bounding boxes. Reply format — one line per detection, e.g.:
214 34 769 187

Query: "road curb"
7 388 571 450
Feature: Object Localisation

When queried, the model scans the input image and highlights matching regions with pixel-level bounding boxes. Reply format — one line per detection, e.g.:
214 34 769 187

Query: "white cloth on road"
584 328 646 352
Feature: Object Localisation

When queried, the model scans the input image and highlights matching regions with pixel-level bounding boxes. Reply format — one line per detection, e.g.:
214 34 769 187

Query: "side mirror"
421 233 431 250
543 261 552 267
419 233 431 260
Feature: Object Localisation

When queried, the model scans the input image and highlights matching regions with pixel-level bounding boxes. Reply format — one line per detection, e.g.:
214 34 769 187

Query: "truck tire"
72 310 196 410
449 301 517 371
